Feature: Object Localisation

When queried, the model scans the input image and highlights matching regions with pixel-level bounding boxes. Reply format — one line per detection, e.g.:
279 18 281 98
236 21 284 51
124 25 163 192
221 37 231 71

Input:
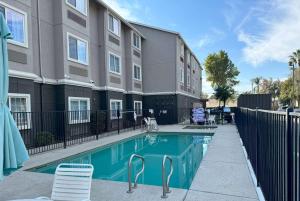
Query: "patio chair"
10 163 94 201
143 117 159 132
208 115 216 125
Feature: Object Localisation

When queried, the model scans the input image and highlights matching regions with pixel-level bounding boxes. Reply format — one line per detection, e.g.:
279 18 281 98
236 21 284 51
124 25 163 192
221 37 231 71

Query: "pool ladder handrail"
127 154 145 193
161 155 173 198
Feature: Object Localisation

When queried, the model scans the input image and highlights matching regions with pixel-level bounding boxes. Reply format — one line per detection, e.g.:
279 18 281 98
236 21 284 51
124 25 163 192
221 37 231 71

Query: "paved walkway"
185 125 259 201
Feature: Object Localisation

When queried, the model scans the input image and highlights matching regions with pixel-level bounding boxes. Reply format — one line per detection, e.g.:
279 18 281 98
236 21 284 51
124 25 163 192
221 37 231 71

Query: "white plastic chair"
37 163 94 201
208 115 216 125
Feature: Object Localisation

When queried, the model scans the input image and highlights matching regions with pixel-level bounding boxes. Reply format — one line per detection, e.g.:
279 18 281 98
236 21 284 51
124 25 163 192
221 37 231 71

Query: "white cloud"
101 0 141 21
196 35 212 49
237 0 300 66
195 28 225 49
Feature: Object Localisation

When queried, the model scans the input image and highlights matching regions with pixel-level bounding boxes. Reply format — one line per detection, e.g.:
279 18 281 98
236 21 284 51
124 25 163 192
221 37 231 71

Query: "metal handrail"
127 154 145 193
161 155 173 198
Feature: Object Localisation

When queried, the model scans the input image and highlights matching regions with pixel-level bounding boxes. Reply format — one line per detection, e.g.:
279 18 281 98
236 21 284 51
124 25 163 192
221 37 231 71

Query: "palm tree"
291 49 300 67
252 77 262 93
289 49 300 106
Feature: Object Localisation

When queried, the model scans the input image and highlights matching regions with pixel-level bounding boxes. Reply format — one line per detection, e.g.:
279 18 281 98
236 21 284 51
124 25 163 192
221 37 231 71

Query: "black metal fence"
235 107 299 201
12 110 144 155
12 107 197 155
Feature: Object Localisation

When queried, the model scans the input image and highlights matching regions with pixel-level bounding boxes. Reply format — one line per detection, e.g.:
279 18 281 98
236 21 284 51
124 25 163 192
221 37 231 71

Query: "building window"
133 32 140 49
180 68 184 83
187 69 191 87
110 99 122 119
67 33 88 65
133 64 142 81
8 93 31 129
68 97 90 124
187 53 191 65
108 14 120 36
180 42 184 58
66 0 87 15
109 52 121 74
0 3 27 47
134 101 142 116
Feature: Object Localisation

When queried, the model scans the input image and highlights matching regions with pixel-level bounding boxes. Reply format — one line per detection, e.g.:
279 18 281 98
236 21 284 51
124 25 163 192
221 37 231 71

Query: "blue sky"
103 0 300 95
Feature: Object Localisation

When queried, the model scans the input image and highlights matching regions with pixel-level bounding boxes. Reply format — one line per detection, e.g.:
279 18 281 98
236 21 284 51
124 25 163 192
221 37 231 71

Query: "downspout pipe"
37 0 44 130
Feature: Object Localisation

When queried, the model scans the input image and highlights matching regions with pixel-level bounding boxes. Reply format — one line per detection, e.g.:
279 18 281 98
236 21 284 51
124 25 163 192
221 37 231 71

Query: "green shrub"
35 131 56 146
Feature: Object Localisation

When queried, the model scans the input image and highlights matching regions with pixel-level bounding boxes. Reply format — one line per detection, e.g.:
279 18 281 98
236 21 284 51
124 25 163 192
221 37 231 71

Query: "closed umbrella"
0 14 29 180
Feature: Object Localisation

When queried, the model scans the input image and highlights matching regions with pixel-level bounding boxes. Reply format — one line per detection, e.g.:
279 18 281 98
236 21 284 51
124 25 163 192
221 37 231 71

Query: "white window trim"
68 97 90 124
187 69 191 87
8 93 31 129
110 99 123 119
133 63 142 81
108 51 121 75
180 67 184 84
132 32 141 50
108 13 121 37
0 1 28 48
67 32 89 66
65 0 87 16
134 101 143 116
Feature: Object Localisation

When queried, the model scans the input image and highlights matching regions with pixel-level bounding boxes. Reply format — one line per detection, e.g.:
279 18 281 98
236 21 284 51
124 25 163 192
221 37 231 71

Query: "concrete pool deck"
0 125 259 201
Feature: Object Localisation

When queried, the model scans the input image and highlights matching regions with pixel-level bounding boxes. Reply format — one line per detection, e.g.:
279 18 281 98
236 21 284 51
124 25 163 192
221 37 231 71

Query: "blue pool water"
31 133 212 189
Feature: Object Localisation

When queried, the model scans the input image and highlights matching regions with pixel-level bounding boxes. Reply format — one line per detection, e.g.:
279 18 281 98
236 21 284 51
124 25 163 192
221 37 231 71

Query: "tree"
204 50 240 88
252 77 262 93
289 49 300 106
290 49 300 67
279 78 293 106
214 86 235 107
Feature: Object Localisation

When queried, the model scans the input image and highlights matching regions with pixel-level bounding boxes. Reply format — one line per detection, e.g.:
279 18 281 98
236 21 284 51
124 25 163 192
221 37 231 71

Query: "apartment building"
130 22 203 123
3 0 144 130
3 0 202 130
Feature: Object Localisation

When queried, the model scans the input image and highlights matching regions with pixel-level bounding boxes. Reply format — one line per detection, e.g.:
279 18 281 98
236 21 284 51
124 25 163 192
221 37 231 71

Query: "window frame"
180 42 184 58
133 63 142 81
110 99 123 120
134 101 143 117
108 13 121 37
108 51 121 75
180 67 184 84
0 2 28 48
67 32 89 65
68 97 90 124
8 93 31 129
187 69 191 87
132 32 141 50
65 0 87 16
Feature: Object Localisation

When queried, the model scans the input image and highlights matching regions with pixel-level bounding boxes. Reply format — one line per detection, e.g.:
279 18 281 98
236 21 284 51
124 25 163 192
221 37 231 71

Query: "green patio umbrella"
0 14 29 180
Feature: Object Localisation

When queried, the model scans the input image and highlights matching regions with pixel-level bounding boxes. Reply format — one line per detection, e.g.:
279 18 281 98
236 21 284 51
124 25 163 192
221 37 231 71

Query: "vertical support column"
256 107 260 187
286 107 293 201
117 110 120 134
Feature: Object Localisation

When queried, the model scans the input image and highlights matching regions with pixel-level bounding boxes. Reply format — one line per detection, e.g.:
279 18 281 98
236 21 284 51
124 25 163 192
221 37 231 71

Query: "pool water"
31 133 212 189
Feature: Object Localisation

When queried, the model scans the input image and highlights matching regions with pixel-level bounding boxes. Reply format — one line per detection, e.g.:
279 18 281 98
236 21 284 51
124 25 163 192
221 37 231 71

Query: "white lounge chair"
10 163 94 201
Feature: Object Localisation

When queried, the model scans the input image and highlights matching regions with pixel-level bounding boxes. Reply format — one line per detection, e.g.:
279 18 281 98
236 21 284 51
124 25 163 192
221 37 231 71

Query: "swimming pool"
30 132 212 189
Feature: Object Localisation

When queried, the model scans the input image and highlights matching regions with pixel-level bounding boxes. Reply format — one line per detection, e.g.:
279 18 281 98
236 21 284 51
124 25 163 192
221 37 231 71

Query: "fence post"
255 107 260 187
246 108 249 159
63 111 67 149
117 109 120 134
286 107 293 201
96 111 99 140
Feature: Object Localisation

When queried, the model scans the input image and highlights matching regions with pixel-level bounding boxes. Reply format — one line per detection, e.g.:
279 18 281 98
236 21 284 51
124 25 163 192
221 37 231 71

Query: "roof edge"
94 0 146 39
130 21 202 69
